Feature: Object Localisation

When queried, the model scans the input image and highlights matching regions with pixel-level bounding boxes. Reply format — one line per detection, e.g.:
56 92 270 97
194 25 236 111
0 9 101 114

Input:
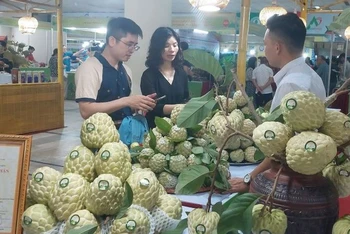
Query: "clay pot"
250 161 339 234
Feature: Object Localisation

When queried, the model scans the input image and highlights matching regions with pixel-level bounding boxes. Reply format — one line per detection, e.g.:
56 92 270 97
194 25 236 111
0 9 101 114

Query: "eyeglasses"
114 37 140 51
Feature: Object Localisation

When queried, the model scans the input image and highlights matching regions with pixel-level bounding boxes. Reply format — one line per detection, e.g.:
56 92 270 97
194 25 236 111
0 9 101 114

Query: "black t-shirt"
140 67 189 128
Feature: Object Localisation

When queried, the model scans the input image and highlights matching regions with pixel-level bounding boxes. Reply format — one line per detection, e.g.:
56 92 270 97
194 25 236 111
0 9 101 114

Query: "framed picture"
0 135 32 234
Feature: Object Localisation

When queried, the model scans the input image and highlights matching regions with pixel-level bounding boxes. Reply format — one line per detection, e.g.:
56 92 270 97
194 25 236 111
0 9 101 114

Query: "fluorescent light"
303 53 308 58
82 41 90 48
95 27 107 34
66 27 77 31
223 48 229 53
198 5 220 12
314 6 320 9
194 29 208 34
249 49 256 55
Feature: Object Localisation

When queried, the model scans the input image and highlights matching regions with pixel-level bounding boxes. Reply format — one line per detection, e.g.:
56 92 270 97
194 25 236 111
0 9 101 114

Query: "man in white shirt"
227 13 326 193
252 56 274 107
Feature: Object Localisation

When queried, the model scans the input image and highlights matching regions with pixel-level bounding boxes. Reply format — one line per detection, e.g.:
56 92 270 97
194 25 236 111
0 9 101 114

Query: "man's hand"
127 95 156 112
220 177 249 194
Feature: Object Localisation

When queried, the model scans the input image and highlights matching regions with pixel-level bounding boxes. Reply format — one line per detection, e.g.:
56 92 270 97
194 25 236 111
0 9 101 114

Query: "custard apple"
319 111 350 146
171 104 185 124
149 153 167 173
215 95 237 113
154 194 182 220
253 121 293 158
187 154 197 166
193 138 208 147
144 128 162 148
158 184 168 196
245 146 258 163
230 149 245 163
194 119 209 138
281 90 326 132
64 145 96 182
156 117 173 135
132 163 142 170
85 174 124 216
242 119 256 136
252 204 288 234
187 209 220 234
240 137 254 149
80 112 119 149
111 207 151 234
127 170 160 210
169 155 188 174
218 164 231 179
64 209 100 234
95 141 132 182
156 136 174 154
240 106 251 115
168 125 188 142
286 131 337 175
323 160 350 198
233 90 248 107
158 171 178 189
26 182 36 209
332 215 350 234
137 148 155 168
217 149 229 161
29 167 61 205
48 173 89 221
175 141 193 157
21 204 56 234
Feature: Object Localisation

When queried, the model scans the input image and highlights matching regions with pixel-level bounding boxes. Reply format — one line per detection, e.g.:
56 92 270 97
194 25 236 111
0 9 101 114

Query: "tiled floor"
29 101 83 174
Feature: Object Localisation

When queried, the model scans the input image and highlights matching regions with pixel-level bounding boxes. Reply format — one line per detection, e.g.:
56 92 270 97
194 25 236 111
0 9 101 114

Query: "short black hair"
339 53 345 59
145 27 183 69
28 46 35 50
106 17 143 42
266 13 306 55
247 56 257 69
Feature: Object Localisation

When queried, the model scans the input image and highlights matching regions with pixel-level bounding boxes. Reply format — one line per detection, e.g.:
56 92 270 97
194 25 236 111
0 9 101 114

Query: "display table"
0 72 12 84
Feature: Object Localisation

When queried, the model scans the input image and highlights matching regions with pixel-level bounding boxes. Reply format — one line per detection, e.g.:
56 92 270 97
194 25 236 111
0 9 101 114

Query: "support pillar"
56 0 64 126
300 0 308 22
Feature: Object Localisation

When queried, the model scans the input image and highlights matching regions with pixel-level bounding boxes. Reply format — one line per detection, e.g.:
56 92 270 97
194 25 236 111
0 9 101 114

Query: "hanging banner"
306 13 338 35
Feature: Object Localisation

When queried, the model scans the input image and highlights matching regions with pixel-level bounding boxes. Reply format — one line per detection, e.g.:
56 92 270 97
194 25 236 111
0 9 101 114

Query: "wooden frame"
0 135 32 234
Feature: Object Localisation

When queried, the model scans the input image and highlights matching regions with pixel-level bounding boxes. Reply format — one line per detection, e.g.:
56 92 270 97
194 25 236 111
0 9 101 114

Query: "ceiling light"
345 26 350 40
18 16 38 35
314 6 320 9
189 0 230 12
259 1 287 25
95 27 107 34
194 29 209 34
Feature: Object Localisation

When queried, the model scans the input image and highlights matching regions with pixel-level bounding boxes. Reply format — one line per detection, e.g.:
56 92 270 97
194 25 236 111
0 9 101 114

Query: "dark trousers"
255 92 273 108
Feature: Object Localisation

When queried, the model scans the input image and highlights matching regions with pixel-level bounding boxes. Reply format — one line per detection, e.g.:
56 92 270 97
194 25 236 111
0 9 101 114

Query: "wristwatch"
243 173 252 185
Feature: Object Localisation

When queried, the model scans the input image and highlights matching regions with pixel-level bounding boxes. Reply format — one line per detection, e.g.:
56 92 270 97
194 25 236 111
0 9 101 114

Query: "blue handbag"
118 114 149 146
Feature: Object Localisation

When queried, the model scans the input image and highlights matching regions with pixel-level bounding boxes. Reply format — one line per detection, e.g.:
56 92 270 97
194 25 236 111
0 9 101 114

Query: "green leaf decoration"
183 49 223 80
264 105 284 123
254 148 265 161
162 219 188 234
205 147 219 160
214 165 231 190
155 117 172 135
192 146 204 155
115 182 133 219
194 155 203 165
177 99 217 128
149 130 156 150
218 193 261 234
175 165 210 195
67 225 98 234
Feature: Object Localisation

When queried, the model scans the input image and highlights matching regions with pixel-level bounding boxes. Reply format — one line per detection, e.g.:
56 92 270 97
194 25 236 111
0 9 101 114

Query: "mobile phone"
155 95 166 101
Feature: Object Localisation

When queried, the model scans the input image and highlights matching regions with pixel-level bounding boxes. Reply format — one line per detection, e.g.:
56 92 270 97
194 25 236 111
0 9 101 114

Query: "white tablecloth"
0 72 12 84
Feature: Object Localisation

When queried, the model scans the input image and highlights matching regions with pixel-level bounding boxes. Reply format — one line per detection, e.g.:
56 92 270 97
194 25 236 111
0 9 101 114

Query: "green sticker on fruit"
339 169 349 177
70 150 79 160
70 214 80 226
34 172 44 182
196 224 206 234
139 178 150 189
23 216 32 225
101 150 110 161
264 130 275 140
98 180 110 191
305 141 317 152
286 98 297 110
260 230 272 234
59 178 69 188
210 125 216 135
344 121 350 128
126 220 137 231
86 123 95 132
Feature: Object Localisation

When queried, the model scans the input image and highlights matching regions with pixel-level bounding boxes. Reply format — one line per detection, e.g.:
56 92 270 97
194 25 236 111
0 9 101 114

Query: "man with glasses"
75 17 156 126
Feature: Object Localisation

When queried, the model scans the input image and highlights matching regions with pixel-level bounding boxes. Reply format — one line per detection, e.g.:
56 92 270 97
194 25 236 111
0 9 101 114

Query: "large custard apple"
85 174 124 216
48 173 89 221
137 148 155 168
158 171 178 189
193 138 209 147
149 153 167 173
252 204 288 234
171 104 185 124
281 91 325 132
22 204 56 234
64 145 96 182
217 148 229 161
194 119 209 138
332 215 350 234
253 121 293 158
230 149 245 163
80 112 119 149
187 154 197 166
156 117 173 135
169 155 188 174
175 141 193 157
242 119 256 136
323 160 350 198
26 182 36 209
153 194 182 220
127 170 160 210
95 142 132 182
187 209 220 234
168 125 188 142
240 136 254 149
286 131 337 175
240 106 251 115
319 111 350 146
245 146 258 163
144 128 162 148
64 209 100 234
29 167 61 205
215 95 237 113
111 206 151 234
233 90 248 107
156 136 174 155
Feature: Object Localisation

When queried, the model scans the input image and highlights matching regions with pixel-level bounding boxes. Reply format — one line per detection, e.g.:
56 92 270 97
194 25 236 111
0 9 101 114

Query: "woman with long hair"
140 27 189 128
246 56 257 99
